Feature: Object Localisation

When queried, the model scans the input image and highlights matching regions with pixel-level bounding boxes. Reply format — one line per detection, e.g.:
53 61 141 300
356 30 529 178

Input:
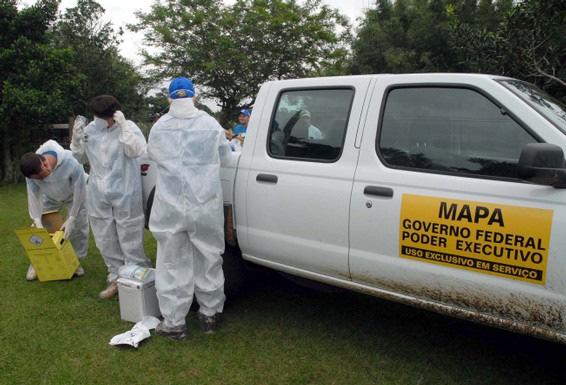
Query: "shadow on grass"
227 270 566 385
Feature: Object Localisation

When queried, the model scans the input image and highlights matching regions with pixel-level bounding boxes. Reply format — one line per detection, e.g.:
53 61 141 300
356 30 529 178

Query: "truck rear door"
238 77 371 279
349 74 566 336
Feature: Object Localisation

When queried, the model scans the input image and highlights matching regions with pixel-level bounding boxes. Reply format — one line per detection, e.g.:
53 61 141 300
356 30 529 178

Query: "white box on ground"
117 275 161 323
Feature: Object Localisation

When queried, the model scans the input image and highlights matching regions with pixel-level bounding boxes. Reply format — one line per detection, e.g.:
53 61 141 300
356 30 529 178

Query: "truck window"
268 88 354 162
377 86 538 179
499 79 566 133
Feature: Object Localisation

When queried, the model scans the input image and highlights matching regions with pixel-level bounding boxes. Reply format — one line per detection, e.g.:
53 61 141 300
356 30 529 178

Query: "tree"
351 0 519 74
446 0 514 75
503 0 565 99
131 0 350 125
0 0 77 182
350 0 564 101
446 0 564 100
351 0 457 74
52 0 149 121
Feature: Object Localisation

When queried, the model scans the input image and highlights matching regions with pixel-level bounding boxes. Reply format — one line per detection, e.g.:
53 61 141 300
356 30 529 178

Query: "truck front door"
349 75 566 337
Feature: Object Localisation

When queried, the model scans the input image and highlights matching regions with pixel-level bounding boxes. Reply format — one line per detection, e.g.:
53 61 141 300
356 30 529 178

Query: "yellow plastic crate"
15 228 79 281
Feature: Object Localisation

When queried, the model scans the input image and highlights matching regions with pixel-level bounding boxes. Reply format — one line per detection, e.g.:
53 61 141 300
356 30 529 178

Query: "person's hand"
32 218 43 229
61 216 75 239
113 110 128 130
73 116 87 135
72 115 87 144
224 129 234 139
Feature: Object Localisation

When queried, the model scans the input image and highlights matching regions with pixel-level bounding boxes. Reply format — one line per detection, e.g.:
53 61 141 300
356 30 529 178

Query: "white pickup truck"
142 73 566 343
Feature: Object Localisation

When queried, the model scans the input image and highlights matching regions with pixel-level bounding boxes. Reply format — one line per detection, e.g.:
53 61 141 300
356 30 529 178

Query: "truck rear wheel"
222 243 247 298
145 187 155 229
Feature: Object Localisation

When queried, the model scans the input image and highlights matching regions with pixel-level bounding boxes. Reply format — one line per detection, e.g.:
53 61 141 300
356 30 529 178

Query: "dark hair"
90 95 121 118
20 153 44 178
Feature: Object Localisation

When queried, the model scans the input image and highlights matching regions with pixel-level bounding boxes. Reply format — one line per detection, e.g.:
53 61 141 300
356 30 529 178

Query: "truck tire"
145 186 156 229
222 242 248 298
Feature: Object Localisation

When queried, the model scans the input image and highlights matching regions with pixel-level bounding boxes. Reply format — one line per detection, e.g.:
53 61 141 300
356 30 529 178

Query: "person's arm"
218 128 238 167
114 111 147 158
146 122 161 165
26 179 43 227
70 117 88 164
68 163 86 218
59 163 86 238
309 125 323 140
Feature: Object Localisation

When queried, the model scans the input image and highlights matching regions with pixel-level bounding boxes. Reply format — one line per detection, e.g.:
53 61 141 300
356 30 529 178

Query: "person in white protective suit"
71 95 151 299
20 139 89 280
147 77 236 340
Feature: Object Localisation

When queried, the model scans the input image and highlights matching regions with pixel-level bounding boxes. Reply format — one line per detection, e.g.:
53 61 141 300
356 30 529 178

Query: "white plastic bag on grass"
109 316 160 348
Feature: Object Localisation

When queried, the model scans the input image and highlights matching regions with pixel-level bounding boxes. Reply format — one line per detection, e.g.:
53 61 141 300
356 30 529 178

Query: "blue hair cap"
169 77 195 99
240 108 251 117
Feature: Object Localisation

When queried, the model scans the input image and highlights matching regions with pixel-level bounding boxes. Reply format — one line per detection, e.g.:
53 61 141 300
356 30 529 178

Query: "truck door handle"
256 174 278 184
364 186 393 198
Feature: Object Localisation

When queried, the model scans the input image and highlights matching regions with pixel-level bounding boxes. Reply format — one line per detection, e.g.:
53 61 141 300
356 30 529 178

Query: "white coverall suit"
71 117 150 282
147 98 234 328
26 140 89 258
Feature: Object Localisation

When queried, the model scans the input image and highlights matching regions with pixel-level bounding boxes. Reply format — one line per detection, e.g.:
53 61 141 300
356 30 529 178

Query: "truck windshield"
499 79 566 134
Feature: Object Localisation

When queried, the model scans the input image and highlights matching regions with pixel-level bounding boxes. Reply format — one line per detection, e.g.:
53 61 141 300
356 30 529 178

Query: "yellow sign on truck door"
399 194 553 284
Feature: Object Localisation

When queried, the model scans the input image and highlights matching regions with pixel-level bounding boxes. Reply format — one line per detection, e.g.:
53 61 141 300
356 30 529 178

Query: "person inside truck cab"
232 108 250 137
225 108 251 151
270 119 285 155
296 110 323 140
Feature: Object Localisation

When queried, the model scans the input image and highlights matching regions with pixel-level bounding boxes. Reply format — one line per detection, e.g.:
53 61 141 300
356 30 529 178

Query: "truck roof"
263 73 513 86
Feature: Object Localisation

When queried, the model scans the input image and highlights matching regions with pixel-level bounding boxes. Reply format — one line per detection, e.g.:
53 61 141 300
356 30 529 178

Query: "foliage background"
0 0 564 183
350 0 565 101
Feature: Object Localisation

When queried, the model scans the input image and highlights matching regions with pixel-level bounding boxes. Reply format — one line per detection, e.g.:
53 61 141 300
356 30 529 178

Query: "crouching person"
71 95 151 299
20 139 89 280
148 77 235 340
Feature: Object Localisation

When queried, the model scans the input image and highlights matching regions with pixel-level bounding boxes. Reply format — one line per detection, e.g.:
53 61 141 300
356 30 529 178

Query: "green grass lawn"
1 183 565 385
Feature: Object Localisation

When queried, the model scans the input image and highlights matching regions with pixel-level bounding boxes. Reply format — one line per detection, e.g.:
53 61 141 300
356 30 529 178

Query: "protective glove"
72 115 87 145
73 115 87 134
61 216 76 239
32 218 43 229
113 110 128 131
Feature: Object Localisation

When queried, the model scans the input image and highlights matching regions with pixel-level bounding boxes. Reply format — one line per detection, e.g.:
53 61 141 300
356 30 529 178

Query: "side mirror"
518 143 566 188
